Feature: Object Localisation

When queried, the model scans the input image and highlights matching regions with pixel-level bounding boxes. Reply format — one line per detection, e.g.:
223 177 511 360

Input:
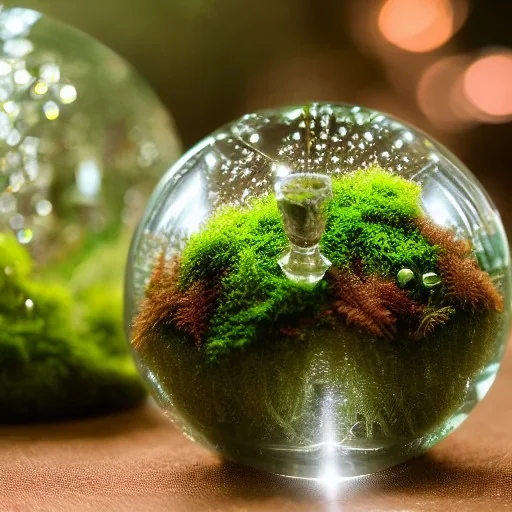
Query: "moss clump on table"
0 233 146 423
132 167 504 451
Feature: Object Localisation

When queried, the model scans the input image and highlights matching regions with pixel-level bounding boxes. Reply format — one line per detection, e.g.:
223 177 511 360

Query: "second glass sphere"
0 7 180 422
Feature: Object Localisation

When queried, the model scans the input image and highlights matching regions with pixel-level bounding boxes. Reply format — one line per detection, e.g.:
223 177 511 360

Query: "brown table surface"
1 342 511 512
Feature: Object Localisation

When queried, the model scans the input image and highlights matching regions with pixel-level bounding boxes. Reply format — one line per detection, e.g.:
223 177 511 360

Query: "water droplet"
205 152 217 169
32 81 49 96
76 160 101 197
0 60 12 75
9 171 25 191
13 69 31 85
397 268 414 287
25 298 34 311
20 136 39 156
5 16 27 36
24 159 39 180
4 101 20 117
6 129 21 146
4 39 34 58
6 151 21 167
422 272 441 288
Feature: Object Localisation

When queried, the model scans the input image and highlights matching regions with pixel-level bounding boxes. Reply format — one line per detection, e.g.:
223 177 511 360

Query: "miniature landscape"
132 167 504 449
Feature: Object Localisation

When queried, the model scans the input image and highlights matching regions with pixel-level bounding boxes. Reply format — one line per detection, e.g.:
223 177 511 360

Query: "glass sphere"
0 8 181 422
126 103 510 479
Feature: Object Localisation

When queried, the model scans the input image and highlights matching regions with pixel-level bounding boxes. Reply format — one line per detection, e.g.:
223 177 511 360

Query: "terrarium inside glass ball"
126 103 510 479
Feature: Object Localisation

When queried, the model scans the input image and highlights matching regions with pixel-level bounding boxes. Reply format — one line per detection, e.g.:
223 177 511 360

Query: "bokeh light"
463 51 512 121
378 0 454 53
417 55 474 131
0 6 181 266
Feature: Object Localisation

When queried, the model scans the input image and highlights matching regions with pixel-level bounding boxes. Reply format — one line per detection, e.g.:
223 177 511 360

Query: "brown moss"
415 217 472 257
132 251 222 349
413 305 456 341
327 269 423 340
174 279 221 345
417 219 503 313
438 253 503 312
131 252 180 349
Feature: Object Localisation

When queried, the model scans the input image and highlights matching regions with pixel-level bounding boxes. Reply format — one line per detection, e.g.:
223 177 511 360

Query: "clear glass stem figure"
275 172 332 284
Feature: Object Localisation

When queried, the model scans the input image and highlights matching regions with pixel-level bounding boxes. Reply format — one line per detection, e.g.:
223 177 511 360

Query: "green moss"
0 232 146 424
68 232 133 357
140 308 501 463
180 194 328 359
0 232 33 278
179 194 285 286
178 168 439 359
321 167 438 275
207 260 328 358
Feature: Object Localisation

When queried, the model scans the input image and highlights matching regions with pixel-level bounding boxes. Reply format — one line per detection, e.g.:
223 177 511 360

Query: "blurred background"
7 0 512 232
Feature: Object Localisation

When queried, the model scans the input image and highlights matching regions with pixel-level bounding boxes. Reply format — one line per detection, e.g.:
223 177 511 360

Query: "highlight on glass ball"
0 8 180 422
126 102 510 479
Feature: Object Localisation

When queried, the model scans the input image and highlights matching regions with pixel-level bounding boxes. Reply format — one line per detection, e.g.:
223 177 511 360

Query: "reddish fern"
174 279 221 345
438 252 503 312
131 252 221 349
415 218 471 257
131 253 181 349
417 218 503 312
327 269 423 340
413 305 455 341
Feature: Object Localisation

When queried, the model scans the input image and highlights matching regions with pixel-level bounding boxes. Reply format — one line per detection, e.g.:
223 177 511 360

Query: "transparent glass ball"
0 8 180 421
126 103 511 479
0 7 180 291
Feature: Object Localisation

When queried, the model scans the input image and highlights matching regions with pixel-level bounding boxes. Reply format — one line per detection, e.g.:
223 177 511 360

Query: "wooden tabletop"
1 342 511 512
